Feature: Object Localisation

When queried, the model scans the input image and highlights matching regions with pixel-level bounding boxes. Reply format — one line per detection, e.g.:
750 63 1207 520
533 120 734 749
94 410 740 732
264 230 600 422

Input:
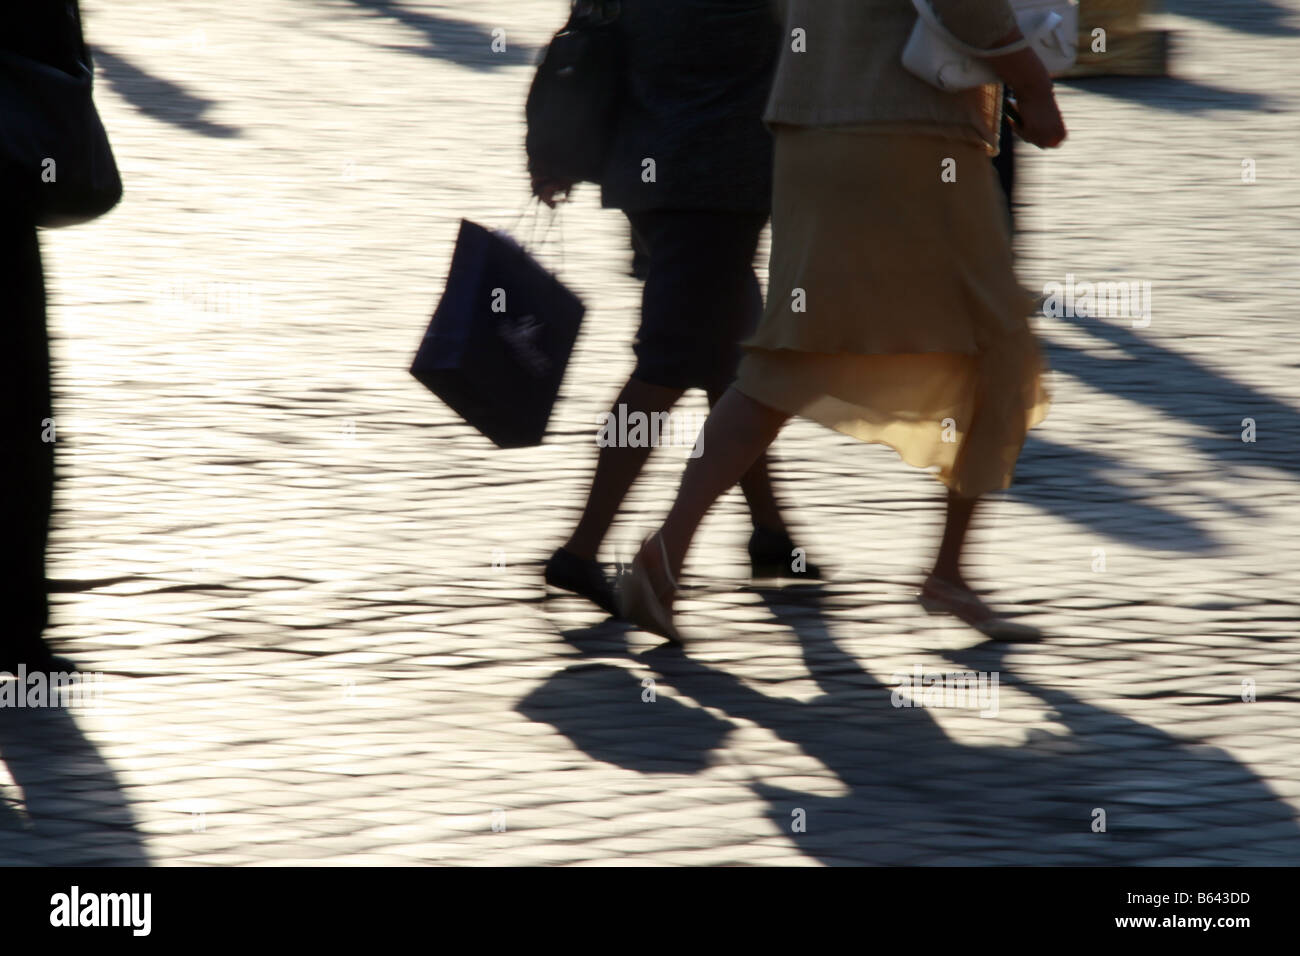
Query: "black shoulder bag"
524 0 624 185
0 1 123 227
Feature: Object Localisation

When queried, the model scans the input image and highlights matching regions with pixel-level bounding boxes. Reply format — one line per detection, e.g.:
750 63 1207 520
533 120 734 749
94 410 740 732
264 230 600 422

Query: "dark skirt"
625 209 767 394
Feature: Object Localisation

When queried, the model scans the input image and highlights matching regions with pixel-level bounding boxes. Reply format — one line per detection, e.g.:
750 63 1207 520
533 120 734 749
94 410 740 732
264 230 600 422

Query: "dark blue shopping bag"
411 219 584 448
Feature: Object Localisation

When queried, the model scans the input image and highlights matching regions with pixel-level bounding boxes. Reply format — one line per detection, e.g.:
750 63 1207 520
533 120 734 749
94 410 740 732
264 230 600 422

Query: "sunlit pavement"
3 1 1298 865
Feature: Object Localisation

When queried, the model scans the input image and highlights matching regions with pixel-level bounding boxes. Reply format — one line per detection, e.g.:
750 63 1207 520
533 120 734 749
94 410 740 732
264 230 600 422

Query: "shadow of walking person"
1167 0 1300 37
610 585 1300 864
340 0 539 70
0 705 148 866
1003 307 1300 554
518 662 734 775
1012 434 1224 552
93 47 241 139
1045 316 1300 480
1061 74 1278 114
933 637 1300 864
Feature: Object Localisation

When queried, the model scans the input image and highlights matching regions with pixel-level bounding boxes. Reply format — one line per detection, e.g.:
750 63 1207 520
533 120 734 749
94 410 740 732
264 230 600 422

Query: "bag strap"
508 198 566 269
909 0 1063 59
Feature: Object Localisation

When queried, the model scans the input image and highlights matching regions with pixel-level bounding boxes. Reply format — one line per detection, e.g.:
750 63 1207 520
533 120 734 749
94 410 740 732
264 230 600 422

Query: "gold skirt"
738 126 1049 498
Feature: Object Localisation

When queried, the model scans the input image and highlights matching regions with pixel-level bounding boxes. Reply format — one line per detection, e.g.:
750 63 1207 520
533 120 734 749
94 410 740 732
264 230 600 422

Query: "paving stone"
4 0 1297 867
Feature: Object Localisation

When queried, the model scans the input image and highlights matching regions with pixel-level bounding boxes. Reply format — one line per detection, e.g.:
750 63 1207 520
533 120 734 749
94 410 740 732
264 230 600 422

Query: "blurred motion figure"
533 0 817 616
0 1 98 674
622 0 1068 643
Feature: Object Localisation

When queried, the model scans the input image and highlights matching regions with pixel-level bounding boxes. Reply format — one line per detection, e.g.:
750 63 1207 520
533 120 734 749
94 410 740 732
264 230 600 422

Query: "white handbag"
902 0 1079 92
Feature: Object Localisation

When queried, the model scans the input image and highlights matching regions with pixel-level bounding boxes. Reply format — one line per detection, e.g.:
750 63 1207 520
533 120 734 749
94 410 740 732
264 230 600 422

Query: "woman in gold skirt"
623 0 1068 642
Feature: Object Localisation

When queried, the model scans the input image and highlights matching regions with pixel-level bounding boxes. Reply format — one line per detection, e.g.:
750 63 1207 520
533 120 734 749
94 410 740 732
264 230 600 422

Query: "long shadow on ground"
0 704 148 865
340 0 539 70
524 586 1300 864
93 48 241 139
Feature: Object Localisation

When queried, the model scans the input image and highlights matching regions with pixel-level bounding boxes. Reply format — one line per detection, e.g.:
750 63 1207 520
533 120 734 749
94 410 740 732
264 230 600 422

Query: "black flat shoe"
748 526 823 580
544 547 620 618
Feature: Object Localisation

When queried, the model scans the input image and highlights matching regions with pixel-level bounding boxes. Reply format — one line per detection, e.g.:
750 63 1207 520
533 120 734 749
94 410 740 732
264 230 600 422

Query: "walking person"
622 0 1067 643
0 222 62 676
532 0 817 617
0 1 98 675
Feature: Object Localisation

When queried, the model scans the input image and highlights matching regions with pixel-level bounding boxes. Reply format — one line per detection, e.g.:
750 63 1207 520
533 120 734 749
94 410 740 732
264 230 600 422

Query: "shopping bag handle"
505 197 567 273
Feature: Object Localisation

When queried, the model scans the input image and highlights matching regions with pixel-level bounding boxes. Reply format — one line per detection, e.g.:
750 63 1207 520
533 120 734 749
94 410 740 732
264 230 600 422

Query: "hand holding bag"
903 0 1079 92
0 1 122 227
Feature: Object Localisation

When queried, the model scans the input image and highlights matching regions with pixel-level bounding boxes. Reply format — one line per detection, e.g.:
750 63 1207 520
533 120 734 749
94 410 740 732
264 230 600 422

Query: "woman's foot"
544 547 619 617
620 533 683 644
748 525 823 580
918 573 1040 641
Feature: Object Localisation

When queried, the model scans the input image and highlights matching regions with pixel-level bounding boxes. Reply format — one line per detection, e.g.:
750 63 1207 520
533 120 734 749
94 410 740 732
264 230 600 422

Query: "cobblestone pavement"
2 0 1299 866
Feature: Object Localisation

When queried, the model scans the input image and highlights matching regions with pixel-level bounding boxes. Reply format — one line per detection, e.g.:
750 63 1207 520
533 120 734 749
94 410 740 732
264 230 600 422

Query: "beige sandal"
918 574 1040 642
621 533 683 645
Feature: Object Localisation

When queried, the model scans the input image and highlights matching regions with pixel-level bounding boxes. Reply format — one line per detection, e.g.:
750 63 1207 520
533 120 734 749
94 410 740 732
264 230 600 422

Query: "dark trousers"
1 222 53 648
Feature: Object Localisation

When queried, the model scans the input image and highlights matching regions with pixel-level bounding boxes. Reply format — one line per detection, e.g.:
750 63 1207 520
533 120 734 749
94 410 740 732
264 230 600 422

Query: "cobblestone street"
3 0 1299 865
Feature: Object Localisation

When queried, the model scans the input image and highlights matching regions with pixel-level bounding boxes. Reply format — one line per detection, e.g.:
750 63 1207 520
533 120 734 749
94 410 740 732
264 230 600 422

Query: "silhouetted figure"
532 0 817 616
622 0 1068 643
0 2 88 674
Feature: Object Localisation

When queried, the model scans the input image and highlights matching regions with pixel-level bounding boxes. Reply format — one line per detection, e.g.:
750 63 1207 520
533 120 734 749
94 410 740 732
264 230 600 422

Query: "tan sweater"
765 0 1018 148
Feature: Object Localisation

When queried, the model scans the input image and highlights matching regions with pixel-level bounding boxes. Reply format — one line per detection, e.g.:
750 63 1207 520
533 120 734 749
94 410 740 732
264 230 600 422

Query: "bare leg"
919 490 1037 639
930 490 978 587
656 387 790 585
704 386 787 534
564 376 684 561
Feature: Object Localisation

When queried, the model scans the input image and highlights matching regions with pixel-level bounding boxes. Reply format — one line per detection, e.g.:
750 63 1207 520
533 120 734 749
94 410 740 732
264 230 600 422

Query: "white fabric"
903 0 1080 91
